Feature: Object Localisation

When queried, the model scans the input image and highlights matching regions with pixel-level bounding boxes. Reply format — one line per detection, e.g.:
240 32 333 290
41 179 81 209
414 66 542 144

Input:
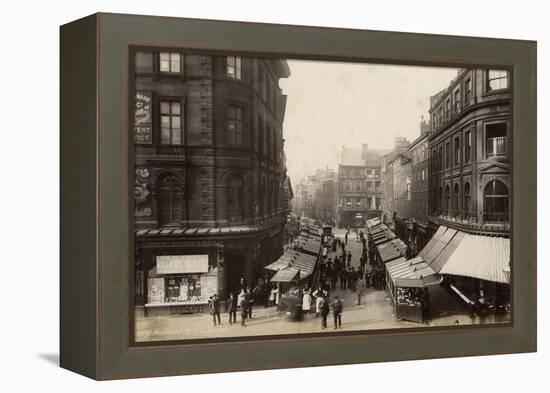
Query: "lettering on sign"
134 91 152 143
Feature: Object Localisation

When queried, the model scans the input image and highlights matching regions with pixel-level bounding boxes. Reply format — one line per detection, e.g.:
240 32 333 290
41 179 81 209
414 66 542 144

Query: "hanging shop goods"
145 254 218 315
385 256 440 323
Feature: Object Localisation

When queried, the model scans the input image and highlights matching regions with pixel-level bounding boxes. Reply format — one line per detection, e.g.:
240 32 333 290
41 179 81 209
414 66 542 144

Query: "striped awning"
430 230 467 272
424 227 457 265
386 256 439 288
418 225 447 260
377 238 407 263
440 235 510 284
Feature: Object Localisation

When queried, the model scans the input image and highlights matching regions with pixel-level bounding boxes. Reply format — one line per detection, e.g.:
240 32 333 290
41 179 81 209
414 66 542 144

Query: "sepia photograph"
131 50 512 343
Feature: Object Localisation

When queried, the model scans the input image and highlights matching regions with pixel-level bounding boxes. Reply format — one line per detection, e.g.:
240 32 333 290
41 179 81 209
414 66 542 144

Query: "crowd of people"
207 226 384 331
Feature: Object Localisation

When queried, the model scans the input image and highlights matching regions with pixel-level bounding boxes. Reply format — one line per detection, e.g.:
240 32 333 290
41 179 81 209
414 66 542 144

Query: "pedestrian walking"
332 296 343 329
239 296 248 326
339 269 348 290
320 296 330 329
209 294 221 326
245 287 254 319
226 292 237 324
345 232 348 245
347 251 352 265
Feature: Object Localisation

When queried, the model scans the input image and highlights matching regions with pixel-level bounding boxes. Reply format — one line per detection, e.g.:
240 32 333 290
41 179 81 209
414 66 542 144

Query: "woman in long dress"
302 290 312 315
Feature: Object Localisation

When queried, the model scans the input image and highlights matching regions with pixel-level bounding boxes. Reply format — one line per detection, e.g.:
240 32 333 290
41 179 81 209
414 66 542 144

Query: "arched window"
158 174 182 226
445 185 451 214
463 182 471 217
227 176 244 224
484 180 509 222
453 183 460 214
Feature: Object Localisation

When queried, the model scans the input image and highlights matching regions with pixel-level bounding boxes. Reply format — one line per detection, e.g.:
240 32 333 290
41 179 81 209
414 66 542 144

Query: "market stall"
385 256 440 323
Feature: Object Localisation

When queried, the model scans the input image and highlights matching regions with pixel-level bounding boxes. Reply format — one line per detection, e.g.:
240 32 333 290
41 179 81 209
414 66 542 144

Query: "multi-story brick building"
132 50 291 311
391 120 431 250
336 144 388 228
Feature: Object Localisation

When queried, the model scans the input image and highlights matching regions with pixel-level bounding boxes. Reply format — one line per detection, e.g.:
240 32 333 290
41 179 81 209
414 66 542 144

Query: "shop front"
145 254 220 316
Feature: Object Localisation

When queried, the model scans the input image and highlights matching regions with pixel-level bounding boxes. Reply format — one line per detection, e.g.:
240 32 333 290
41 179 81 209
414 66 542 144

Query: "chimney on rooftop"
420 115 430 134
362 143 369 159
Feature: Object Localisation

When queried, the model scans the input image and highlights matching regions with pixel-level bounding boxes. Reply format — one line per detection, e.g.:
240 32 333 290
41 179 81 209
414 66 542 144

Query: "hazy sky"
279 60 459 184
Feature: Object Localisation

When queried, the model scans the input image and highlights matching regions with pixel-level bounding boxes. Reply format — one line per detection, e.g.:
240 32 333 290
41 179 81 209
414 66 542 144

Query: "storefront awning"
440 235 510 284
271 267 300 282
386 256 439 288
156 255 209 274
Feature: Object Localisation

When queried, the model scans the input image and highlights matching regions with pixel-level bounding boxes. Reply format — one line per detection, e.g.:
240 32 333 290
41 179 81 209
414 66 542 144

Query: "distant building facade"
308 168 337 223
132 51 291 310
392 120 431 250
381 137 410 226
337 144 388 228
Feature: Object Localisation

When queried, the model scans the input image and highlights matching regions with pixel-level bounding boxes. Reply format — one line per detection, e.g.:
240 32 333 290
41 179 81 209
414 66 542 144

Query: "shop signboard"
134 90 152 143
157 255 209 275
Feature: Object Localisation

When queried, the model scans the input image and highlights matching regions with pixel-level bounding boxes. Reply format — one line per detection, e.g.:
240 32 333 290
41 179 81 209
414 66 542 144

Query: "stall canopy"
271 267 300 282
295 239 322 256
366 218 381 228
386 256 440 288
430 230 467 272
423 227 457 265
265 249 318 281
377 238 407 263
440 234 510 284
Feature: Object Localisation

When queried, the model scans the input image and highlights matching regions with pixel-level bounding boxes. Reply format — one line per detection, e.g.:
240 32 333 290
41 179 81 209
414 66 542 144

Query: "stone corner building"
132 50 291 311
428 68 511 233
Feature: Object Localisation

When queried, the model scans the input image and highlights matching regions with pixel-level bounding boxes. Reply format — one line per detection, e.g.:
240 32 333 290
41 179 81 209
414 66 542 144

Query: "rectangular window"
160 101 182 145
356 181 361 192
487 70 508 91
226 105 244 145
226 56 242 79
465 130 472 163
445 142 451 169
445 99 451 119
454 137 460 166
486 123 507 157
438 107 443 125
159 52 181 74
346 198 352 207
454 89 460 112
465 78 472 102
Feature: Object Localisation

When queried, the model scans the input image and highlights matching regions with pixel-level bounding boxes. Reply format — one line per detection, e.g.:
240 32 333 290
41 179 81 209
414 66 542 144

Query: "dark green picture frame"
60 12 536 380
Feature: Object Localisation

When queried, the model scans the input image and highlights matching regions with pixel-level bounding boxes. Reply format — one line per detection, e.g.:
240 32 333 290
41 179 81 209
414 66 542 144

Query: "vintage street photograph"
132 51 511 342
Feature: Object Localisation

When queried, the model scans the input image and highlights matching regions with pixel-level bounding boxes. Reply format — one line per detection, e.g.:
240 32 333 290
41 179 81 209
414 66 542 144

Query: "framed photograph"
60 13 537 380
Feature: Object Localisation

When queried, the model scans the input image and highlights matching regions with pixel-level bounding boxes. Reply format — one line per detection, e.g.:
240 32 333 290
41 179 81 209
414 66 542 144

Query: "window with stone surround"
159 52 182 74
226 105 244 146
160 101 182 145
226 56 242 79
